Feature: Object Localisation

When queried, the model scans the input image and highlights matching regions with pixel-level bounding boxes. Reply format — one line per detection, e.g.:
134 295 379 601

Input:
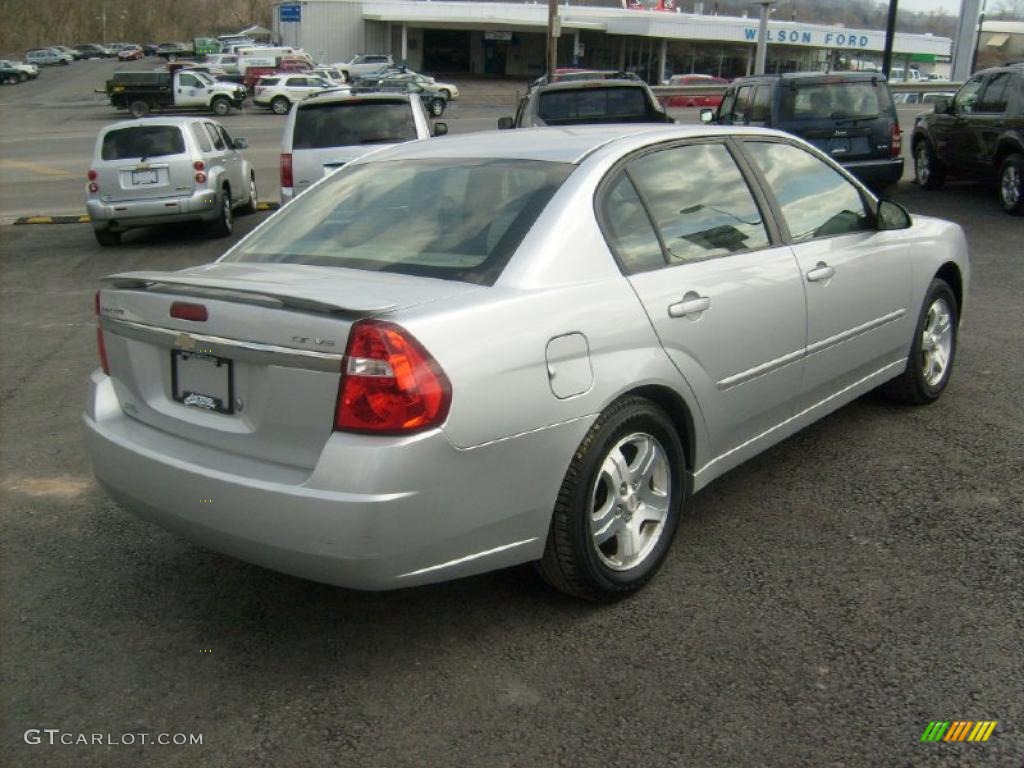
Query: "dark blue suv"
704 72 904 189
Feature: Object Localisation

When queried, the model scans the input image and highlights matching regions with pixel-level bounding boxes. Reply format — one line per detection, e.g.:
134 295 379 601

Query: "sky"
896 0 960 14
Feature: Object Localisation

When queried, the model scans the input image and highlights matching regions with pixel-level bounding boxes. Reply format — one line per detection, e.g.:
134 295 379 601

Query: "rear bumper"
87 189 219 230
842 157 904 185
83 371 587 590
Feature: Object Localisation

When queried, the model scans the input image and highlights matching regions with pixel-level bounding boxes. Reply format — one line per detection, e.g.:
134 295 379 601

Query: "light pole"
752 1 774 76
547 0 560 78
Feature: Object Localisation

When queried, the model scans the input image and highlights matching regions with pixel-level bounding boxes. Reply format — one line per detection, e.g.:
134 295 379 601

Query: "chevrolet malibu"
84 126 968 600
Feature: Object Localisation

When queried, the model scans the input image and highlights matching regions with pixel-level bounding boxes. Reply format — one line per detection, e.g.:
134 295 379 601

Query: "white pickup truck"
106 68 247 118
336 54 393 81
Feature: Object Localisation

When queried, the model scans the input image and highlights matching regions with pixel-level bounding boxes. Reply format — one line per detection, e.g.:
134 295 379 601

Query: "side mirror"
497 116 514 130
232 137 248 150
432 122 448 137
876 199 911 231
933 97 951 114
699 108 715 124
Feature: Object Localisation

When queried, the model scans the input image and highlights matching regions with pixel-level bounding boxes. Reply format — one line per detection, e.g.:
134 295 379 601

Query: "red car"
662 74 729 108
116 45 144 61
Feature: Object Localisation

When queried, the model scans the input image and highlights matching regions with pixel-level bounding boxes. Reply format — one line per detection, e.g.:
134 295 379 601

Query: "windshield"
294 102 417 148
780 82 886 120
194 71 215 85
224 159 574 285
538 87 649 123
101 126 185 160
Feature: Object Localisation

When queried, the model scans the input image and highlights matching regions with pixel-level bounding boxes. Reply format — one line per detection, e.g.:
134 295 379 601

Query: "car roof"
100 117 209 133
536 78 646 92
734 71 886 84
356 124 791 164
298 91 410 107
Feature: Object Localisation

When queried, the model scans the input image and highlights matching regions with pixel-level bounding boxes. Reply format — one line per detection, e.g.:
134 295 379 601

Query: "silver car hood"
103 262 480 315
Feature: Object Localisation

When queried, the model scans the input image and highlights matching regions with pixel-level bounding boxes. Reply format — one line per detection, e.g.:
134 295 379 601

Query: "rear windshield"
294 101 416 149
538 87 649 122
101 126 185 160
224 159 574 285
780 81 888 120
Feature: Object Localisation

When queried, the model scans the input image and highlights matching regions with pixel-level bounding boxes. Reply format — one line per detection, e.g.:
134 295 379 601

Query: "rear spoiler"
101 271 396 315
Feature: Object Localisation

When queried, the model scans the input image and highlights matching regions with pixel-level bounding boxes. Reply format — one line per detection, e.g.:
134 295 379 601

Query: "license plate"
132 169 159 185
171 351 233 414
829 138 851 155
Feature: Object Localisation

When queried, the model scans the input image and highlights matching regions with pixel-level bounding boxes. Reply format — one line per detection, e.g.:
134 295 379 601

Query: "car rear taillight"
195 171 207 183
335 320 451 434
170 302 208 322
87 170 97 181
94 290 110 375
193 160 205 171
280 152 293 189
891 122 902 157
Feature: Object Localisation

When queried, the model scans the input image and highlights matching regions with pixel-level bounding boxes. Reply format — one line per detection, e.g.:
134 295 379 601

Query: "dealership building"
271 0 952 81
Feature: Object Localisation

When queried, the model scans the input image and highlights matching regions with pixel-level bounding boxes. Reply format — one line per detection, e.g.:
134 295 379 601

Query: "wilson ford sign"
744 27 874 49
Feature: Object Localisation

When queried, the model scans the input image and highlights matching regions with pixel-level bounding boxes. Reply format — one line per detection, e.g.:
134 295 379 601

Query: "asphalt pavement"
1 60 1022 768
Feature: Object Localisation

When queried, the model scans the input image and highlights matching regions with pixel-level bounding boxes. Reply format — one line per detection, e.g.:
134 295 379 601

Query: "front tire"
270 96 290 115
998 153 1024 215
206 188 233 238
211 96 230 116
882 278 958 405
238 174 258 214
914 139 945 189
537 396 685 601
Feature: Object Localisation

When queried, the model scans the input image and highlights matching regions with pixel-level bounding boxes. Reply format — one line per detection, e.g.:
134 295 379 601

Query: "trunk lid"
98 263 479 469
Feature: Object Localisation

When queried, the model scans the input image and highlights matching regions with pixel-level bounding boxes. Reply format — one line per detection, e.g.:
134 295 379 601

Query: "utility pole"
881 0 898 78
547 0 560 79
951 0 983 81
752 1 774 75
971 10 985 74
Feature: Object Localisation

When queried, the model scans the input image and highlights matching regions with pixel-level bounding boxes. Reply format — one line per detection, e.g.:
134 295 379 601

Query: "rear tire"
537 396 685 601
206 188 233 238
5 74 17 85
211 96 230 116
882 278 958 405
914 139 945 189
128 100 150 118
94 228 121 247
270 96 290 115
997 153 1024 215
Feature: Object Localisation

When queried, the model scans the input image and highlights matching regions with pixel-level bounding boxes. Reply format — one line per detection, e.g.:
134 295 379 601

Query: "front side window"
627 142 770 263
748 86 772 125
976 72 1010 114
730 85 753 123
293 102 417 149
101 126 185 160
225 159 574 285
599 172 665 274
953 76 985 114
744 141 872 242
179 73 201 88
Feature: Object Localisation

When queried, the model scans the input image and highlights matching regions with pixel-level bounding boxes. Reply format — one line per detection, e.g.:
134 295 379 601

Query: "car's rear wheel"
94 228 121 247
128 100 150 118
537 396 685 601
998 153 1024 215
206 188 233 238
882 278 958 405
914 140 945 189
271 96 290 115
211 96 230 116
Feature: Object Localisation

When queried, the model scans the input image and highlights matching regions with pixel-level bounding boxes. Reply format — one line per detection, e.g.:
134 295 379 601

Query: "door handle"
806 262 835 282
668 294 711 318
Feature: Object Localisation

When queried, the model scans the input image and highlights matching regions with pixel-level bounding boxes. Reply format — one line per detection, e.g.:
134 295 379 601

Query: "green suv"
912 64 1024 215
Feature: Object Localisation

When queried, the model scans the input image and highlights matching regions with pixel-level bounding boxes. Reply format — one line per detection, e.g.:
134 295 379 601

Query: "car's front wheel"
206 189 232 238
270 96 290 115
914 140 945 189
239 173 258 214
998 153 1024 215
882 278 958 405
537 396 685 601
211 96 231 116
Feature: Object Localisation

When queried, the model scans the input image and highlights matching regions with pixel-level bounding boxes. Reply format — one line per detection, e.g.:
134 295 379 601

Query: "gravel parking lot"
1 58 1022 768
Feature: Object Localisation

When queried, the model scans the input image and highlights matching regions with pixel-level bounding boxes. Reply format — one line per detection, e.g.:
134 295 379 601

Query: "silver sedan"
84 125 969 600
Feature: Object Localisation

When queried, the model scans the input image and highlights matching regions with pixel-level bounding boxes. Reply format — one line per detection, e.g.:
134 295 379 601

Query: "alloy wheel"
1001 163 1021 210
921 297 953 387
915 144 930 186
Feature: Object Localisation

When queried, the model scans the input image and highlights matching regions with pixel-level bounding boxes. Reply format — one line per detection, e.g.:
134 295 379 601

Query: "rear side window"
627 142 770 263
600 173 665 274
226 159 574 285
538 87 647 122
204 123 225 150
293 102 417 149
189 123 212 152
101 126 185 160
780 82 885 120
